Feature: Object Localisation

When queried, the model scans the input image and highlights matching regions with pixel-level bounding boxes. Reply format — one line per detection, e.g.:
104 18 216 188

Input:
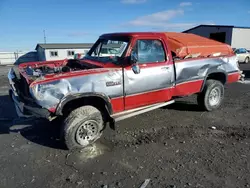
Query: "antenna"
43 30 47 44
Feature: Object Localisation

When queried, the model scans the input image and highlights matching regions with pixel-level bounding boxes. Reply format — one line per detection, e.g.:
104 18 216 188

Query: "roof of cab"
100 32 234 58
100 32 166 37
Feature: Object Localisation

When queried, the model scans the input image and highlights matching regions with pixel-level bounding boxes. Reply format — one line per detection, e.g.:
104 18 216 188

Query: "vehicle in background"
234 48 250 63
8 32 241 150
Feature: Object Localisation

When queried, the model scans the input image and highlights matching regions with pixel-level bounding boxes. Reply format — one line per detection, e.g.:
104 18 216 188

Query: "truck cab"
88 32 176 111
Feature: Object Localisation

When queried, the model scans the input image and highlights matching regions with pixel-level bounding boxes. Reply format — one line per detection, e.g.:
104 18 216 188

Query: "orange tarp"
165 32 234 58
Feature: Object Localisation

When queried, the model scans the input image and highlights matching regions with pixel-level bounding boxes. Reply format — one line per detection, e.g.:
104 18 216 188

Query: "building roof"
183 24 250 33
35 43 94 50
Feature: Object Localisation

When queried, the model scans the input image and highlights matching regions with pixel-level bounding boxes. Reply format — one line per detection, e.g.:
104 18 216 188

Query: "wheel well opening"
61 96 111 122
207 72 226 84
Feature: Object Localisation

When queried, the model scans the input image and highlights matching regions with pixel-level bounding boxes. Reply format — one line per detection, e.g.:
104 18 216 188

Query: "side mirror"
131 50 138 64
130 50 140 74
132 64 140 74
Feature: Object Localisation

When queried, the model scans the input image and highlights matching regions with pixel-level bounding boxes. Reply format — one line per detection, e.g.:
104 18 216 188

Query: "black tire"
245 57 249 64
197 79 224 111
61 105 104 150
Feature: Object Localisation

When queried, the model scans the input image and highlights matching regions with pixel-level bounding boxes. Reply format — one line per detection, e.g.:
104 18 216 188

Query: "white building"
0 51 37 65
35 43 94 61
183 25 250 49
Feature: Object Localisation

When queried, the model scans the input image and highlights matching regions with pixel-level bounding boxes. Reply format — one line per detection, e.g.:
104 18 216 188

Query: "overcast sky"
0 0 249 51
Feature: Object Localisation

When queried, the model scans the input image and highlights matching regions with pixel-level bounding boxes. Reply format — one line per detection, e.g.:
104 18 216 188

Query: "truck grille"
9 67 36 106
17 74 33 100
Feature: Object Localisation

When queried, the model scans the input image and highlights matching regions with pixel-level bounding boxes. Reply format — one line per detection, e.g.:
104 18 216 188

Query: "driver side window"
133 39 166 64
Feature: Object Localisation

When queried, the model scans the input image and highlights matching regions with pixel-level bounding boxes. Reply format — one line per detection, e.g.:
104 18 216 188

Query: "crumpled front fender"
55 92 113 116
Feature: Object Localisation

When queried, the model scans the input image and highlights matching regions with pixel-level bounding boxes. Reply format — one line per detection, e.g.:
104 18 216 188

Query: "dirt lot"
0 64 250 188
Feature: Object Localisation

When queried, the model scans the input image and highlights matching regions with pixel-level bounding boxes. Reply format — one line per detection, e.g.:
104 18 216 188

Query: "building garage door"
209 32 226 43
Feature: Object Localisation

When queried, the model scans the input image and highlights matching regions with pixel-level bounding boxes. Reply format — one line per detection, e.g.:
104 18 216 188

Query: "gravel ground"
0 64 250 188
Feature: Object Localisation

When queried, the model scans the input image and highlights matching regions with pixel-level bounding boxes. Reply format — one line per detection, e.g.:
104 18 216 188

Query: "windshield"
85 37 130 64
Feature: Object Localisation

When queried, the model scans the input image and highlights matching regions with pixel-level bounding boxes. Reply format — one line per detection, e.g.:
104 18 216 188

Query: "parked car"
234 48 250 63
8 32 241 150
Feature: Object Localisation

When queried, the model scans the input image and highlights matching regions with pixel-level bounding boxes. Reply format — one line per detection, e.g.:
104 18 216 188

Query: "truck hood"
17 58 120 85
15 58 123 111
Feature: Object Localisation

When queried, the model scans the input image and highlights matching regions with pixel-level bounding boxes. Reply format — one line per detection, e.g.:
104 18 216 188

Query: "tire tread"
197 79 224 111
61 105 103 150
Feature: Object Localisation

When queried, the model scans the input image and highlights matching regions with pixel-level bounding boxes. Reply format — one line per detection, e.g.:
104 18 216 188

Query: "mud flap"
240 71 245 81
109 118 116 130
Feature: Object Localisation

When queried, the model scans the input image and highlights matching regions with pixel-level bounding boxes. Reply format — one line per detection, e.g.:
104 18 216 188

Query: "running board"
112 100 175 122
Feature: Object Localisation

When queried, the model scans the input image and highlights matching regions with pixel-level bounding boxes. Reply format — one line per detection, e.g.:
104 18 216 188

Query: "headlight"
8 68 16 80
30 79 71 101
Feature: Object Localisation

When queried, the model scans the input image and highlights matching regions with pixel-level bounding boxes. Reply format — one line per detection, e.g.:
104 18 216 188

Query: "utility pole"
43 30 47 44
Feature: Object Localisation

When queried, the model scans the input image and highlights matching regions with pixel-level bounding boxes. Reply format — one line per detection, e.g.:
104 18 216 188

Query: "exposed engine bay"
24 59 99 77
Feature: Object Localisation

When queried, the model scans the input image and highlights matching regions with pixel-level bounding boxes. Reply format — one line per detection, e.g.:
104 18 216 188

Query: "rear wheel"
61 105 104 150
245 57 249 64
197 79 224 111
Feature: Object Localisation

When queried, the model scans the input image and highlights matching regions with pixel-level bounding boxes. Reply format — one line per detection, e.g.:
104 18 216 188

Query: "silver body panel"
30 69 124 109
124 64 175 95
8 55 240 113
175 55 239 84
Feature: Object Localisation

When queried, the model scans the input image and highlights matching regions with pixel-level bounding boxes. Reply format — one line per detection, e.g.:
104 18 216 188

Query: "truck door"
124 37 175 110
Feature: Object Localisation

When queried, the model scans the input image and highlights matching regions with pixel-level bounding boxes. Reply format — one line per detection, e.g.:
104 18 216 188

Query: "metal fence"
0 51 37 65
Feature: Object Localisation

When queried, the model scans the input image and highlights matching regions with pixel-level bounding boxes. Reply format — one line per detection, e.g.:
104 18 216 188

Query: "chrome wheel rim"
76 120 99 146
209 87 221 106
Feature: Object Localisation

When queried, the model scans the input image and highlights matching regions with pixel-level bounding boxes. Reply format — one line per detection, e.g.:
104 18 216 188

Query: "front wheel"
61 105 104 150
245 57 249 64
197 80 224 111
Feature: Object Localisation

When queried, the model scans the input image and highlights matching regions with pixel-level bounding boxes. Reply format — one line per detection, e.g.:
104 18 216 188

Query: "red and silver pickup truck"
8 32 241 150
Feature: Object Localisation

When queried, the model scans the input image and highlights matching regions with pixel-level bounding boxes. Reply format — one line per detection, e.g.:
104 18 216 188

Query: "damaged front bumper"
8 68 51 119
8 89 51 118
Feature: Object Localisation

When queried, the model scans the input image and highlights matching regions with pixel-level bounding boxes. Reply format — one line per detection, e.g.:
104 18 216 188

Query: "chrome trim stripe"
110 96 123 100
110 79 203 99
228 71 240 75
175 79 204 86
124 86 173 97
110 71 238 101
